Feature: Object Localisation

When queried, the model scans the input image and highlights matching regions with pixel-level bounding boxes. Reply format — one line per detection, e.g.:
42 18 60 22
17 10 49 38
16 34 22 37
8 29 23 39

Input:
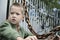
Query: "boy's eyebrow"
11 12 21 14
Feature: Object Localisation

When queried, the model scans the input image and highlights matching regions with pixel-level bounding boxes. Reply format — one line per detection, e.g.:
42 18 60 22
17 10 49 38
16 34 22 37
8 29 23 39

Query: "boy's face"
8 5 23 24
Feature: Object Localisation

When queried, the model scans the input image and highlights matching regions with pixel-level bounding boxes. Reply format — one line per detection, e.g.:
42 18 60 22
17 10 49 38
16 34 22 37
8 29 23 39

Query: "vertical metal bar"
6 0 10 19
12 0 15 3
38 0 39 9
42 1 43 9
41 1 43 9
15 0 16 3
39 0 40 8
18 0 20 3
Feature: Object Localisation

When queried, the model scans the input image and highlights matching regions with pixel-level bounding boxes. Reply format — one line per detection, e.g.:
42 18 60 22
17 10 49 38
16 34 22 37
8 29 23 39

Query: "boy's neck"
15 24 20 32
12 23 20 32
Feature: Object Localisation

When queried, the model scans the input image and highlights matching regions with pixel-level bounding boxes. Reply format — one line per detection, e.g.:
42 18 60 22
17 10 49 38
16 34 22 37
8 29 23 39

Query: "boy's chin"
11 22 17 24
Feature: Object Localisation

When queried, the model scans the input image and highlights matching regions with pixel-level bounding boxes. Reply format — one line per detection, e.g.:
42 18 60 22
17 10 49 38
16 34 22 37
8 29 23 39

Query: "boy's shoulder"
0 20 10 27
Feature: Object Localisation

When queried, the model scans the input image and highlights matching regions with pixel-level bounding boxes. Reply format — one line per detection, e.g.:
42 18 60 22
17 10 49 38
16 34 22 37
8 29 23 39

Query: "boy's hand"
17 37 24 40
24 36 38 40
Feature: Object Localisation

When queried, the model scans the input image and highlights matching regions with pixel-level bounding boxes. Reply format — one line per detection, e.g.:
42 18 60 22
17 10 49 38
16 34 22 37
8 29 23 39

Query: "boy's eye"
16 13 20 15
10 12 20 15
11 12 14 14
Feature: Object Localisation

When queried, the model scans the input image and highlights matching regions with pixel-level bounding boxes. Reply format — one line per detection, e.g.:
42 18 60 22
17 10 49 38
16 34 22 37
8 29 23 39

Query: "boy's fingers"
29 36 38 40
25 36 38 40
33 36 38 40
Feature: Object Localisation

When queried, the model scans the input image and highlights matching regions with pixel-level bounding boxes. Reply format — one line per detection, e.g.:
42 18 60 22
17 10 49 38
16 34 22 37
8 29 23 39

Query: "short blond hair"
10 3 24 15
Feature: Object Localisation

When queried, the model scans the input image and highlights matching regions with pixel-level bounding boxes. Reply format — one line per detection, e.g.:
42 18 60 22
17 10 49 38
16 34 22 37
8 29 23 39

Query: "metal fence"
26 0 60 34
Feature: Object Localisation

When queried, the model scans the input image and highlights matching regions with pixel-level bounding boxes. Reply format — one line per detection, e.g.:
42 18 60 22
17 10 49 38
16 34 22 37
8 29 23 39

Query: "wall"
0 0 7 23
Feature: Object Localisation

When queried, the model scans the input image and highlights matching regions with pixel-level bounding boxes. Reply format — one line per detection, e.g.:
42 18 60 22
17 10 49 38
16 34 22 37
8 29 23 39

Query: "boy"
0 3 38 40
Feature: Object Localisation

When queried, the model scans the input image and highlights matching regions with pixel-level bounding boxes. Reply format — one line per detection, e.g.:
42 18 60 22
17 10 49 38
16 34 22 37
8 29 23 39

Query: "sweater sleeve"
20 27 34 38
0 21 21 40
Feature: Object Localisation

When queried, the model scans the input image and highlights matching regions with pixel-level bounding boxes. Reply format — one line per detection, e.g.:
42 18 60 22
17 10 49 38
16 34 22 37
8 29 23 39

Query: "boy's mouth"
12 19 16 21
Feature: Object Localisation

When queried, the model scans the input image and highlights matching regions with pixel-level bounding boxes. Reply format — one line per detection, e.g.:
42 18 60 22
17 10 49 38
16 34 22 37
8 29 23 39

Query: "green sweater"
0 20 33 40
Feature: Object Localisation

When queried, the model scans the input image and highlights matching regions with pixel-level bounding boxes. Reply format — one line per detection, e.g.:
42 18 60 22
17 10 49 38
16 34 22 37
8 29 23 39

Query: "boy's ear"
22 16 24 20
22 16 24 22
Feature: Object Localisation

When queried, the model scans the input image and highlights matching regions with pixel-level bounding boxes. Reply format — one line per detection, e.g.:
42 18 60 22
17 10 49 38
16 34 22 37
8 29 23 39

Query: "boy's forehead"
11 5 22 10
10 5 23 12
10 5 24 14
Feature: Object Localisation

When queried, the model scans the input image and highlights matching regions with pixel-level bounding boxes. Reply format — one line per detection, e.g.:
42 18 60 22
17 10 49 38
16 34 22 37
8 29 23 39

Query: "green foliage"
40 0 60 9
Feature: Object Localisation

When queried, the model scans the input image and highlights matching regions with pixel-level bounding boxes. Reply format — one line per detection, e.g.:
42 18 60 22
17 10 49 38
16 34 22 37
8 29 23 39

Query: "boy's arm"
23 29 38 40
0 22 22 40
21 27 34 38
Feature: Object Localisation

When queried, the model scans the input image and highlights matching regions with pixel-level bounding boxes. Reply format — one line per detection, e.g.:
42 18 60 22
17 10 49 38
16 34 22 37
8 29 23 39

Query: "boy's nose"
12 14 16 18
